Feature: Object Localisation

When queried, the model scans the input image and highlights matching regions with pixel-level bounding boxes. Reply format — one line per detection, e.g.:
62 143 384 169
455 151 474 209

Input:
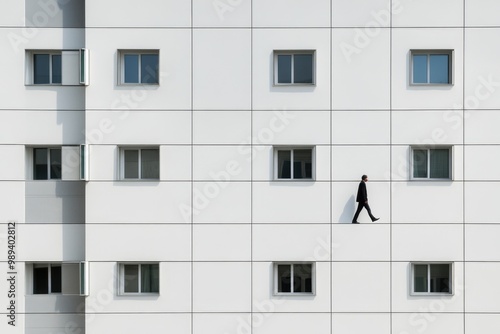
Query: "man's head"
362 175 368 181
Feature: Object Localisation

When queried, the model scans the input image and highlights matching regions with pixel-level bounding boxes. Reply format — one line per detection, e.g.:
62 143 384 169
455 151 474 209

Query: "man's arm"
362 182 368 202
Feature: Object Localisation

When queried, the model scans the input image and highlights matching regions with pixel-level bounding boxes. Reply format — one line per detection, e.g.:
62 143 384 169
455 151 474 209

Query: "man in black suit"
352 175 379 224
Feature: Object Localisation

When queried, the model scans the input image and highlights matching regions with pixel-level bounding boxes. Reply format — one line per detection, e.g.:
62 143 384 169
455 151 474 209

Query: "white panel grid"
6 0 499 333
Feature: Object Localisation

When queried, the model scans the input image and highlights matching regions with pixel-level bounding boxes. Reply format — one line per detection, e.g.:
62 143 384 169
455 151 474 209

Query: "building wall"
1 0 499 333
0 1 86 333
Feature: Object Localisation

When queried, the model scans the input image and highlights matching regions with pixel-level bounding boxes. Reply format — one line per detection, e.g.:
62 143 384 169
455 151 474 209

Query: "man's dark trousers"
352 201 376 223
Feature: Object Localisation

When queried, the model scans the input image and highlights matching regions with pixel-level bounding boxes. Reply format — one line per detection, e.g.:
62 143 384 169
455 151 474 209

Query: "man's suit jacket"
356 181 367 203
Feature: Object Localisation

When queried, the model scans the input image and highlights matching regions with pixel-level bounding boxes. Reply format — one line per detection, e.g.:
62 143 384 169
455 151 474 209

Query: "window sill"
409 83 454 87
273 83 316 87
410 292 453 297
118 83 159 86
26 84 63 86
409 178 453 181
273 292 315 296
30 293 85 296
26 84 87 87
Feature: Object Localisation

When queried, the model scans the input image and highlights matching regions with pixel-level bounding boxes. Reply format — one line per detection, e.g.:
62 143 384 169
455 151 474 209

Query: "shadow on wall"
25 0 85 29
338 195 355 223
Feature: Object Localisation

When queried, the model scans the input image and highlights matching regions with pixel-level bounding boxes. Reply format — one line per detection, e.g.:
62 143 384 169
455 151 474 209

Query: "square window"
274 263 314 295
411 50 453 85
274 51 315 85
120 263 160 294
119 50 159 84
33 52 62 85
275 147 314 180
412 263 452 295
121 148 160 180
33 148 62 180
32 263 62 294
411 147 451 180
27 50 87 86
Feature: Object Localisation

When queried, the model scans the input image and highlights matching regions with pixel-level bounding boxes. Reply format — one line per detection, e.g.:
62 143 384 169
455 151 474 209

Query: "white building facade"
1 0 500 333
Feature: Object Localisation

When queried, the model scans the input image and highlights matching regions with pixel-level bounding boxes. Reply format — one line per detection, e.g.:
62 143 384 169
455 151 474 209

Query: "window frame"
79 144 88 181
118 263 160 295
273 262 315 296
79 48 89 85
79 261 89 296
30 51 63 85
120 147 160 180
410 49 454 86
273 146 315 181
410 146 452 181
32 147 62 180
118 50 160 85
273 50 316 86
32 263 62 295
410 262 454 296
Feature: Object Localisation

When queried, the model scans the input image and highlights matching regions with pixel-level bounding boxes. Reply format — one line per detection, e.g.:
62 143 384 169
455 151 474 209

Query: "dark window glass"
141 264 159 293
293 54 313 84
80 145 85 179
124 265 139 293
141 149 159 179
141 54 159 84
430 149 449 179
293 264 313 293
51 265 62 293
414 264 451 293
124 55 139 83
52 55 62 84
412 54 428 84
34 148 48 180
277 150 291 179
34 148 61 180
430 264 450 293
124 150 139 179
79 262 86 295
430 54 449 84
413 149 428 178
34 54 50 84
33 267 49 294
50 149 62 180
277 55 292 84
414 264 428 293
80 51 85 83
277 264 291 293
293 149 312 179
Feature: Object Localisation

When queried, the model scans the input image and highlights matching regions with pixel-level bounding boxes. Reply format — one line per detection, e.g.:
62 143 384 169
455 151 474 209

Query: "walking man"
352 175 379 224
